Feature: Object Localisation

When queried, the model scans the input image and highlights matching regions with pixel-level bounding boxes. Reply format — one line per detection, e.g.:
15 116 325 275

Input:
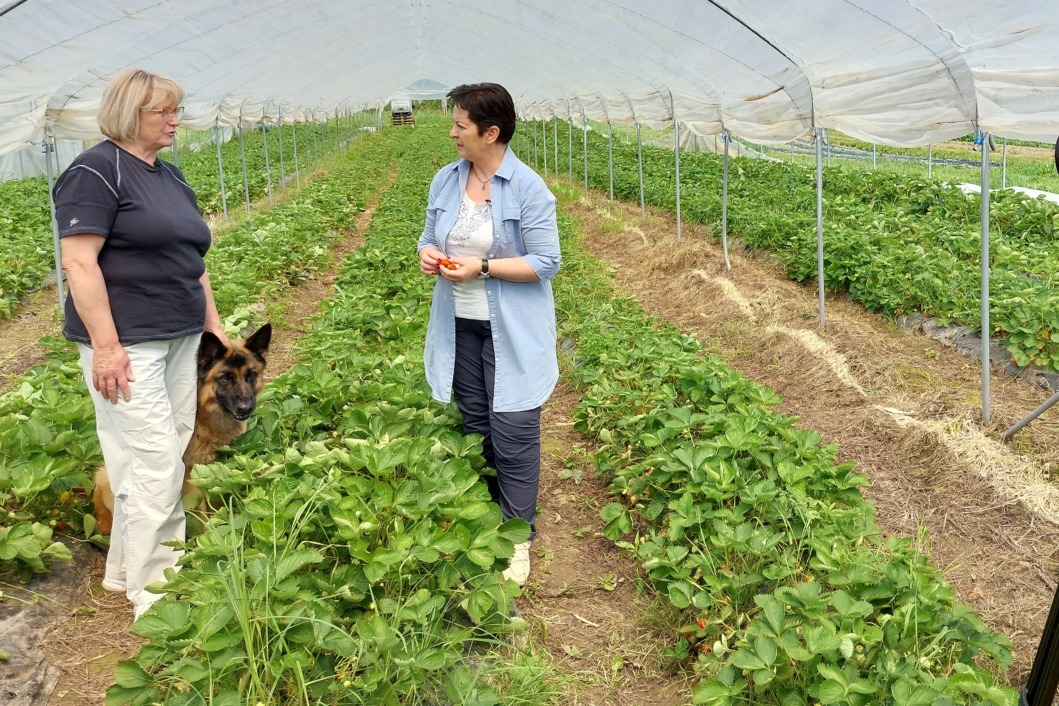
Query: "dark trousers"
453 317 540 537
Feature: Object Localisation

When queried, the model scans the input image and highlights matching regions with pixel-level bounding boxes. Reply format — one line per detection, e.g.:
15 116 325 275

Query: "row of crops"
525 122 1059 373
0 115 368 319
5 115 1059 370
551 183 1014 704
2 114 1020 703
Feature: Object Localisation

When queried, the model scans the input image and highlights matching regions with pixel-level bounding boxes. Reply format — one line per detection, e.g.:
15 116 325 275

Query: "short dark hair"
447 83 516 144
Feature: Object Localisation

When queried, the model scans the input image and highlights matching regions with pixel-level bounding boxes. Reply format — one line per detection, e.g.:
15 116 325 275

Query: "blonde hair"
97 69 184 142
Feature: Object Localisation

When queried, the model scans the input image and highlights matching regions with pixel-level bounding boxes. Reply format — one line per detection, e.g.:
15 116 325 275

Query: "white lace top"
445 191 493 320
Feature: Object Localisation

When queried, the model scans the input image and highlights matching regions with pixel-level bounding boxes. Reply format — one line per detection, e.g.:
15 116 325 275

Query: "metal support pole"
825 128 830 167
533 120 539 170
214 121 229 220
312 111 320 164
1003 390 1059 442
816 127 826 327
928 144 933 180
42 134 65 311
567 103 573 181
579 99 588 192
673 94 682 242
1020 579 1059 706
277 108 287 194
636 122 645 220
721 129 731 270
542 118 548 176
553 117 558 179
1002 137 1008 189
237 120 251 212
872 143 877 170
980 131 992 424
261 121 273 206
292 119 301 190
607 120 614 202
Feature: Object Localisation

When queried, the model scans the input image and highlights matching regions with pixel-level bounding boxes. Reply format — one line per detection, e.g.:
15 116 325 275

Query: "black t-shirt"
54 140 212 345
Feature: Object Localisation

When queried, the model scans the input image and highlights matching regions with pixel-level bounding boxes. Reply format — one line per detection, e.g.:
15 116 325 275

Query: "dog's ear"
244 323 272 362
198 331 228 370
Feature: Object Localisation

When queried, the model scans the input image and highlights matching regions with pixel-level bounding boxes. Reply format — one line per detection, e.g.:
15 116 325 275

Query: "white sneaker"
132 602 152 621
502 541 532 586
101 577 126 593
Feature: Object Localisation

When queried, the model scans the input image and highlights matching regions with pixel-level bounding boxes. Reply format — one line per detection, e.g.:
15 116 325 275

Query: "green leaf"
274 547 324 582
809 679 847 705
667 581 694 609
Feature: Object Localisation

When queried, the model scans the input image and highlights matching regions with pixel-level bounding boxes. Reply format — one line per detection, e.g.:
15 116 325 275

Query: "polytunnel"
2 0 1059 150
2 0 1058 423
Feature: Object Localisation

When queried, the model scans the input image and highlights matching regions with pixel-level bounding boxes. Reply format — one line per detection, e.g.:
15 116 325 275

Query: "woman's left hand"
437 256 485 283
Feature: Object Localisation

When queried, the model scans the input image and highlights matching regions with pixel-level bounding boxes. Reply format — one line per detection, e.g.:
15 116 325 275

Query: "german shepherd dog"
92 324 272 534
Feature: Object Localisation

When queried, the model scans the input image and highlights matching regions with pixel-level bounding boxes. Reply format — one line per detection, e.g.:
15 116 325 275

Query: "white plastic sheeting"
1 0 1057 157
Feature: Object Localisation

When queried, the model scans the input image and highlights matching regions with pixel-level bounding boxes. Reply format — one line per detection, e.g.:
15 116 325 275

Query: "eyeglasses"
141 106 184 120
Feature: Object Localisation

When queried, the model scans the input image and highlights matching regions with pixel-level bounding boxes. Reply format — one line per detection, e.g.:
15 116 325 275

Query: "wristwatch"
479 258 490 279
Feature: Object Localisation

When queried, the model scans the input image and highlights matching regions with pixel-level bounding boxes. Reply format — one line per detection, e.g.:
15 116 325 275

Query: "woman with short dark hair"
55 68 225 620
418 82 561 586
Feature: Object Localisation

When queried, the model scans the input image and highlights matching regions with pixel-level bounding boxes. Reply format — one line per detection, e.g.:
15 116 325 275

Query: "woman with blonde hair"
54 69 225 620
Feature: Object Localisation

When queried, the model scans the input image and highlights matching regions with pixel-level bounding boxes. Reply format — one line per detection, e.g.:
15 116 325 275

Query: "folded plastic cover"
0 0 1055 156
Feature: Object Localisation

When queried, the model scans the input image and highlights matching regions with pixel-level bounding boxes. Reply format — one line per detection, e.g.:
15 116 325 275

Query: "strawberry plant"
551 185 1015 705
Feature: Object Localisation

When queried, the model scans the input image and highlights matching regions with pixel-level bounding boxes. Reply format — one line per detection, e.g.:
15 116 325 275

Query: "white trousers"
79 334 199 612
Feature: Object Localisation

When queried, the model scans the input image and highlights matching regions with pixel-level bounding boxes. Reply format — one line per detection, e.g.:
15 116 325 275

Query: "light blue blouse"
418 146 561 412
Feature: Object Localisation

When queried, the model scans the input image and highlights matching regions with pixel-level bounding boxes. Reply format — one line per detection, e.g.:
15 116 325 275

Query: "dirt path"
517 383 690 705
0 288 61 392
565 188 1059 687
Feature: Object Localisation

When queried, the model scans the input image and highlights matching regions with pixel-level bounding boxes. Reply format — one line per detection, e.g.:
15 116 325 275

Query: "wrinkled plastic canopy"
1 0 1056 157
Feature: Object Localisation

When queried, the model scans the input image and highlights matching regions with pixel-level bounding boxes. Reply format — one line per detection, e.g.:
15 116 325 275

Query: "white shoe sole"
101 578 126 593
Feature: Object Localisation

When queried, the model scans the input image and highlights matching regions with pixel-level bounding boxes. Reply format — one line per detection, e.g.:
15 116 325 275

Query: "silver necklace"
470 165 492 191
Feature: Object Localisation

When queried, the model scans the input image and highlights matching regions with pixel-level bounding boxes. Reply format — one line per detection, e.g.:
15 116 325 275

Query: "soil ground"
3 148 1057 704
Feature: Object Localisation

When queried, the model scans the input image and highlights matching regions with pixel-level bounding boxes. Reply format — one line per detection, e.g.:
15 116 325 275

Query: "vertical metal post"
607 120 614 202
672 92 682 242
636 122 645 220
567 102 573 181
980 132 992 424
261 121 273 206
533 120 539 169
312 110 320 165
214 120 229 220
553 117 558 179
928 144 933 180
292 119 301 190
872 143 877 170
277 107 287 194
42 134 66 311
721 129 731 270
237 119 251 212
816 127 826 327
542 118 548 176
825 128 830 167
580 99 588 192
305 118 313 173
1002 137 1007 189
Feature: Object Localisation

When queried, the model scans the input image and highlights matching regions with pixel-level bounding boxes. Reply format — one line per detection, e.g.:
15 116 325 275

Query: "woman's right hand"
92 342 135 404
419 247 447 275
